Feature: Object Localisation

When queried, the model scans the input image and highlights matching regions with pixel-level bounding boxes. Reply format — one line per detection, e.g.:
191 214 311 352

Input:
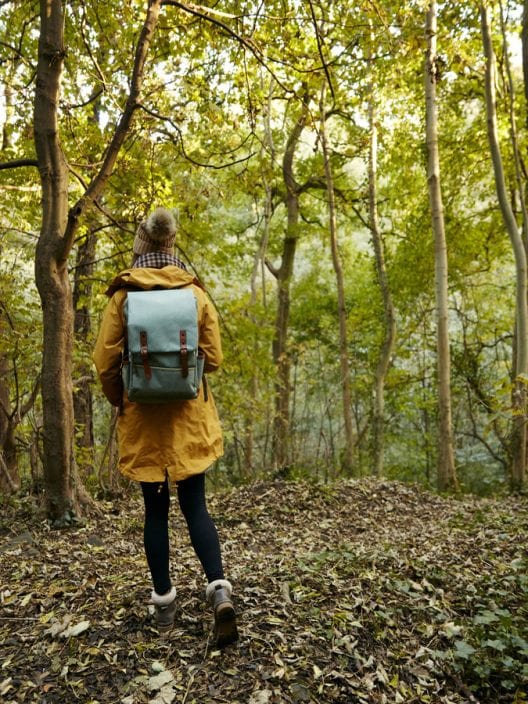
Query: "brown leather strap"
180 330 188 378
140 330 152 380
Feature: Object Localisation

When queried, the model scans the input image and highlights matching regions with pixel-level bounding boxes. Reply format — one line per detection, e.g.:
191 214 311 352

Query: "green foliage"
433 556 528 695
1 0 527 493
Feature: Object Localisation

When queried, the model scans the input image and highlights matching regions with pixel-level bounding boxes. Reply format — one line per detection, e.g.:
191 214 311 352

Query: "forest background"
1 0 528 522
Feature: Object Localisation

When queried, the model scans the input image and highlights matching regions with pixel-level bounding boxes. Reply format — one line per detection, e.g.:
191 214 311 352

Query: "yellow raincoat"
93 266 224 483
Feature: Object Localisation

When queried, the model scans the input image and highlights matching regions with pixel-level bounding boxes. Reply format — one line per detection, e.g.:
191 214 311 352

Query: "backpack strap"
139 330 152 380
180 330 189 377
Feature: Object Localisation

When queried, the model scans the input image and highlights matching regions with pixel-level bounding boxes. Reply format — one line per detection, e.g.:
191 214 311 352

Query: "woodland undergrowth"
1 479 527 704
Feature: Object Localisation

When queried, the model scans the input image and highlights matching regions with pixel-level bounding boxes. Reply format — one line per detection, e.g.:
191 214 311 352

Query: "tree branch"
19 375 41 418
282 87 312 197
307 0 335 102
162 0 292 94
138 104 256 168
62 0 164 259
0 452 17 493
264 258 279 278
0 159 39 171
62 87 104 111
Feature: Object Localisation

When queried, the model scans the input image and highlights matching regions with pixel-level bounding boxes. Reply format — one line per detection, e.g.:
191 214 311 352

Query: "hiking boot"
151 586 177 635
206 579 238 648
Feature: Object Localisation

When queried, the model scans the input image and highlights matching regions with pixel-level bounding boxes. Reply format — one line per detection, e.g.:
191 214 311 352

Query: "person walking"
93 207 238 647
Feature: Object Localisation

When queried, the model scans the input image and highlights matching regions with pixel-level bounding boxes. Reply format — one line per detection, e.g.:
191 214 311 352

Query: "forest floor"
0 478 527 704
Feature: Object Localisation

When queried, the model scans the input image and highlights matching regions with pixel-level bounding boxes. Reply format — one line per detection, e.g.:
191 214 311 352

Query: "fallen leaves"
0 478 527 703
44 615 91 639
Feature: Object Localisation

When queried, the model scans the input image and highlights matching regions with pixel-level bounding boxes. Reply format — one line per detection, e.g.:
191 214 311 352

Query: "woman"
93 207 238 647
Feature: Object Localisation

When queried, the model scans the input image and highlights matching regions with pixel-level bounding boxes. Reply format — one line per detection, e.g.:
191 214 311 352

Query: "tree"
366 34 396 478
319 84 355 476
2 0 527 496
481 2 527 491
30 0 164 523
523 0 528 130
72 228 96 478
424 0 458 492
268 89 312 473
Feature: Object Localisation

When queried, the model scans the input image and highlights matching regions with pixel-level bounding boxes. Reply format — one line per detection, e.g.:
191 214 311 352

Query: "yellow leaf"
40 611 55 624
313 664 323 679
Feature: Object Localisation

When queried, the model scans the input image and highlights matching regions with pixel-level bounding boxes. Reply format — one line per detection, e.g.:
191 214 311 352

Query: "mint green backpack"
121 288 204 403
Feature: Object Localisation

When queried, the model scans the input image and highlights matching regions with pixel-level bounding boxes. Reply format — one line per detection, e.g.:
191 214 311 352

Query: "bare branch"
307 0 335 102
0 159 39 171
0 453 17 493
19 375 41 418
62 0 165 259
62 87 104 112
138 104 256 169
176 2 241 20
264 258 279 278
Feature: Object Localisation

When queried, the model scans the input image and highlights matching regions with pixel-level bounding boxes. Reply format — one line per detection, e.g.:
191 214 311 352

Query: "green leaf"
483 639 507 652
473 610 499 625
453 640 476 660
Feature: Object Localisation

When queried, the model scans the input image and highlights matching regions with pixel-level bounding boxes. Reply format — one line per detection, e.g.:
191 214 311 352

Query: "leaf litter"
0 478 527 703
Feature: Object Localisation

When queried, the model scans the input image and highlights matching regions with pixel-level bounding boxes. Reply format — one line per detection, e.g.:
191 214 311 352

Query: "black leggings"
140 473 224 595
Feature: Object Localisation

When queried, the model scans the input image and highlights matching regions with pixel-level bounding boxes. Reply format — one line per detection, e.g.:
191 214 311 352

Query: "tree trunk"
319 85 355 477
2 80 14 151
245 183 273 478
481 3 528 492
33 0 76 522
0 386 19 494
245 80 275 478
72 231 96 478
367 86 396 478
270 90 311 473
33 0 164 523
523 0 528 132
499 3 528 248
425 1 458 492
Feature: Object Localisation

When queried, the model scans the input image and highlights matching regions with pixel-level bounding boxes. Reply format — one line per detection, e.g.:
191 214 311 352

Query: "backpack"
121 288 205 403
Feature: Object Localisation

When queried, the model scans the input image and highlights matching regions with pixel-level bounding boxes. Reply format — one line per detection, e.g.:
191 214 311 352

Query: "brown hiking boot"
206 579 239 648
151 586 177 635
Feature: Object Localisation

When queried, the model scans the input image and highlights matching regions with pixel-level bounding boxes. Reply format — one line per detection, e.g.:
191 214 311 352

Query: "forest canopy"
0 0 527 517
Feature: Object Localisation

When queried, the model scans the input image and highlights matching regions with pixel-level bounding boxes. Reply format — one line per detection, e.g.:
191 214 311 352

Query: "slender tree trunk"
270 90 311 473
319 85 355 477
481 3 527 492
0 380 19 493
245 182 273 479
0 303 18 491
0 293 41 493
245 79 275 478
523 0 528 264
2 80 14 151
425 1 458 492
72 231 96 478
33 0 163 522
499 3 528 247
272 212 296 473
367 87 396 477
523 0 528 132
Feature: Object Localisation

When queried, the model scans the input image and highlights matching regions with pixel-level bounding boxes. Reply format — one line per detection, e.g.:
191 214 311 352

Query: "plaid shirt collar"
133 252 187 270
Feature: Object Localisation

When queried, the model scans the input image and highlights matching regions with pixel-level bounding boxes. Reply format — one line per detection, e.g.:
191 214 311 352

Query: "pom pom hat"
133 207 177 255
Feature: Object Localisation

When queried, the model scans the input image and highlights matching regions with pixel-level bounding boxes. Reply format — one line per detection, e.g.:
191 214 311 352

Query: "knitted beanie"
133 207 177 255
